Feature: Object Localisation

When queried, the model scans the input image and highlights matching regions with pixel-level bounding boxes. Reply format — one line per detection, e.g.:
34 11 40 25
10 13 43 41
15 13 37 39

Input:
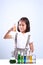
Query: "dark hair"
17 17 30 32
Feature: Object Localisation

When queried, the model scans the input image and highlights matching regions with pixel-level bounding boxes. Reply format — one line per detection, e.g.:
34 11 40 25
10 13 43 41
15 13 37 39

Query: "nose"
20 25 23 28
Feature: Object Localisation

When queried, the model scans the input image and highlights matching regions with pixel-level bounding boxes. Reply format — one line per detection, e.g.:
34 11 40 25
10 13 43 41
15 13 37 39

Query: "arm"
29 42 34 52
4 29 12 39
3 25 16 39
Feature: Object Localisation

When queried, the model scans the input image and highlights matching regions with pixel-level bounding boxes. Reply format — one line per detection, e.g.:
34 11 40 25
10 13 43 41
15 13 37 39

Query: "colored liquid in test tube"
24 56 26 63
24 52 26 64
17 51 21 64
29 55 32 63
21 52 24 63
13 24 16 32
29 51 32 63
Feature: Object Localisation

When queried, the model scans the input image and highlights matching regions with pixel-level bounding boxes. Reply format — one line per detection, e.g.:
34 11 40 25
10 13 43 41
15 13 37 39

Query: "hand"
8 25 16 33
12 25 16 31
8 27 13 32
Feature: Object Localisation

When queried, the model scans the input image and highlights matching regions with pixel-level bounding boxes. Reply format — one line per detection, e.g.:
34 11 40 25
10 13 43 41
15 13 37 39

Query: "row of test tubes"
17 50 36 64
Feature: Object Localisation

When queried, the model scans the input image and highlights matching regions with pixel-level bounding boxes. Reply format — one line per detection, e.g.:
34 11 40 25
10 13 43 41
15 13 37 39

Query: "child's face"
18 21 27 33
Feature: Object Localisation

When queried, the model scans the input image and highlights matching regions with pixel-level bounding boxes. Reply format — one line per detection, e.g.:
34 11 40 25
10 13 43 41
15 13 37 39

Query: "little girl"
4 17 34 59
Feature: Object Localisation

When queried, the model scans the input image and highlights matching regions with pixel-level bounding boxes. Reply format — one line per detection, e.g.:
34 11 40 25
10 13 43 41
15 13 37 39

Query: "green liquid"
21 56 24 63
9 59 16 64
18 59 21 64
18 54 21 64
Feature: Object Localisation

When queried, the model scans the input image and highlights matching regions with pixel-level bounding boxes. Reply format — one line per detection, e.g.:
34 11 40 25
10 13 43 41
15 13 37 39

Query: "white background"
0 0 43 59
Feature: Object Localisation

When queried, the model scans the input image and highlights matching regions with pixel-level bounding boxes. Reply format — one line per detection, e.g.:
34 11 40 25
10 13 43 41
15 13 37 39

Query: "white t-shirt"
9 31 33 49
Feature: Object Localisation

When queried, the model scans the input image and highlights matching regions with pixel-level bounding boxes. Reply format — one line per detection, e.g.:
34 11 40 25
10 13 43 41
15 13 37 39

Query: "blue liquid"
24 56 26 63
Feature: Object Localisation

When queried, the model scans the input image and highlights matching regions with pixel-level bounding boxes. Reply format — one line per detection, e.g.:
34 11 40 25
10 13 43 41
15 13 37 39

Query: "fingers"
11 25 16 31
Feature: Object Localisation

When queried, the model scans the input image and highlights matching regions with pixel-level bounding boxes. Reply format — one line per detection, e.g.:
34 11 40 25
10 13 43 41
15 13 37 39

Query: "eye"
19 24 24 26
19 24 21 26
22 24 24 26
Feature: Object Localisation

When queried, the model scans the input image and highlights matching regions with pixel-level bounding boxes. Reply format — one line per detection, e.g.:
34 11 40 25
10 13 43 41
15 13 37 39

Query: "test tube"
21 52 24 64
13 24 16 32
24 53 26 64
17 51 21 64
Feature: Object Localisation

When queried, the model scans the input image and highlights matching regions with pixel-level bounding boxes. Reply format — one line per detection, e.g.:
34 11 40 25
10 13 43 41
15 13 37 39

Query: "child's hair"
17 17 30 32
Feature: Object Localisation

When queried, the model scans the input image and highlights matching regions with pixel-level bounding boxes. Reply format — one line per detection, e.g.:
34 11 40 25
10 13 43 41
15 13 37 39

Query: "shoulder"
26 32 31 36
27 32 33 40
